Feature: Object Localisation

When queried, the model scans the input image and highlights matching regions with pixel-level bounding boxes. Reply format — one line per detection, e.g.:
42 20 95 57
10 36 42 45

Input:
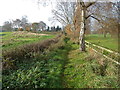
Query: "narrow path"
62 50 78 88
61 47 71 87
61 42 77 88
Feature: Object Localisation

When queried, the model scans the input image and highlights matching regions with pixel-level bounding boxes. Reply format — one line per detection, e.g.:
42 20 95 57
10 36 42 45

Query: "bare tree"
12 19 21 29
2 21 13 31
38 0 119 51
21 15 28 30
75 0 97 51
75 1 118 51
89 2 119 38
52 1 76 27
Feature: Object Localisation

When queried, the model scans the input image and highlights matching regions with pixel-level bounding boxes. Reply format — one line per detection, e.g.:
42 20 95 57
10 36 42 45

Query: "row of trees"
47 26 62 31
2 16 48 32
2 16 29 31
2 16 62 32
48 0 119 51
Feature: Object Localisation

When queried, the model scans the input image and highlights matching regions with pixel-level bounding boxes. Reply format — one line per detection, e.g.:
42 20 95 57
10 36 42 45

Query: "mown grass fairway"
85 34 118 52
1 31 55 50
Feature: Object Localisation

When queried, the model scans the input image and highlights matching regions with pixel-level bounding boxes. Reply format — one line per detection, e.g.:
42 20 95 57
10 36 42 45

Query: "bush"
63 37 70 43
2 36 60 70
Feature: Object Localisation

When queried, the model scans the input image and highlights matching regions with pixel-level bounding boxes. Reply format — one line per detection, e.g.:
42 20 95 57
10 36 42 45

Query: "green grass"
0 31 12 34
85 34 118 52
2 37 71 88
1 31 55 50
63 43 119 88
2 49 65 88
0 32 12 39
2 35 119 88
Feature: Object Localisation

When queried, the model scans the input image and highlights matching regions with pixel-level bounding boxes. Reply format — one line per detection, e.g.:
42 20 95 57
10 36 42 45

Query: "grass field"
2 37 119 88
85 34 118 52
1 31 55 50
1 32 119 88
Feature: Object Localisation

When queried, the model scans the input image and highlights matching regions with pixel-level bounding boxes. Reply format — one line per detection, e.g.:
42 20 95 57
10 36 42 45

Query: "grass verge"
85 34 118 52
63 43 119 88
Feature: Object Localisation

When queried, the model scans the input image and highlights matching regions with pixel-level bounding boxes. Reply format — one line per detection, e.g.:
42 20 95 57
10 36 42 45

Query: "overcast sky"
0 0 61 27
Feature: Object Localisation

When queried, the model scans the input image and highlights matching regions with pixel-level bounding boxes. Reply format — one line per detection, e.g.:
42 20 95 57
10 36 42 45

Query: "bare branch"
53 15 68 25
79 0 85 7
52 10 67 22
86 14 93 19
86 2 96 8
52 17 67 25
90 16 100 22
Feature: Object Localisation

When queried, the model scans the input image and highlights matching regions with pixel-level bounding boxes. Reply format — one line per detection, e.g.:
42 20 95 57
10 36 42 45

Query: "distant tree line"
1 15 62 32
47 26 62 31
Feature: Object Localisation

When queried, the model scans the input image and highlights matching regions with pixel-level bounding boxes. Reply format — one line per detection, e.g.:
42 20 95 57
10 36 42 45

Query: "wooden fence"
85 41 120 65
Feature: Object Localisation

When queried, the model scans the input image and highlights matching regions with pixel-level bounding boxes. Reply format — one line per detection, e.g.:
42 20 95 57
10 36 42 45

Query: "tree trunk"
79 8 86 51
104 33 106 38
104 31 107 38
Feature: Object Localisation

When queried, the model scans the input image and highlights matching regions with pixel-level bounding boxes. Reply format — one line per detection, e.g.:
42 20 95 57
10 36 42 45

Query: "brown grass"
13 31 48 36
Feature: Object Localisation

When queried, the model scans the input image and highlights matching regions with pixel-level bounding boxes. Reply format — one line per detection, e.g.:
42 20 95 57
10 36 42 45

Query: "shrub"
2 35 61 70
18 28 23 31
63 37 70 43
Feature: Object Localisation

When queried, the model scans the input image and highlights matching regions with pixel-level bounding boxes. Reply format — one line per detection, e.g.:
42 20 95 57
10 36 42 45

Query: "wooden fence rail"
85 41 120 65
85 41 120 56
